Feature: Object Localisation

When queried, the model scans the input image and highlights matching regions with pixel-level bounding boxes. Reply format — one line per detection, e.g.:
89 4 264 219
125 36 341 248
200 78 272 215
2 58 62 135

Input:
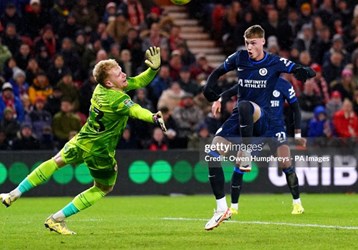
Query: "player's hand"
295 137 307 148
203 85 220 102
153 111 167 132
292 65 316 82
145 46 161 70
212 100 221 117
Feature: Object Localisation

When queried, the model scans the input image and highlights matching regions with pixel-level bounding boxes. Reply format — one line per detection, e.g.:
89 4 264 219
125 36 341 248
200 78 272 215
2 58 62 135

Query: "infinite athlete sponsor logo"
238 79 267 88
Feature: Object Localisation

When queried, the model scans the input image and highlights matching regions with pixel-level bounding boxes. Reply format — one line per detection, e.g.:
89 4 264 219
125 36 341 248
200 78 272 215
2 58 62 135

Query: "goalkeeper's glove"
153 111 167 132
292 64 316 82
203 85 220 102
145 46 161 70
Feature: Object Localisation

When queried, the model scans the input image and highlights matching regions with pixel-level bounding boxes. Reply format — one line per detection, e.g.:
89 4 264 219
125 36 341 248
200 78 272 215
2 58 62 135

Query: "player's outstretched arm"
128 104 167 132
292 64 316 83
125 46 161 91
290 101 306 147
203 64 227 102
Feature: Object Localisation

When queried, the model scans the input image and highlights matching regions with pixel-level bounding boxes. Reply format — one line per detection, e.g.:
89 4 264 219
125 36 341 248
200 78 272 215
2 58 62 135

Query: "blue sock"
18 179 34 193
62 202 80 217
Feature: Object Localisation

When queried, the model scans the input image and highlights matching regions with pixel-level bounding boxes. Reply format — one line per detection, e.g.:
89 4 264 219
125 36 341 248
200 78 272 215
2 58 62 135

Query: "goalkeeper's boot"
238 151 252 172
0 193 16 207
204 208 232 230
44 215 76 235
291 203 304 215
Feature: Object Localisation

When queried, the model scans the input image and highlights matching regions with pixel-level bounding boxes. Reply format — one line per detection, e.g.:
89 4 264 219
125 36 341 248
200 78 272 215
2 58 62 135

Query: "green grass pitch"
1 194 357 250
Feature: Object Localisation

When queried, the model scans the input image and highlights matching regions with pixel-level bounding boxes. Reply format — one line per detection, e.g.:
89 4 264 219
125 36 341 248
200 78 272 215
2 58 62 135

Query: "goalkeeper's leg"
1 154 65 207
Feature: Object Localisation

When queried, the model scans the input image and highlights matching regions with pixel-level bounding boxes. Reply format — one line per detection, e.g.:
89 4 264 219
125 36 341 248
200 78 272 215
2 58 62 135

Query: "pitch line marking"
161 217 358 230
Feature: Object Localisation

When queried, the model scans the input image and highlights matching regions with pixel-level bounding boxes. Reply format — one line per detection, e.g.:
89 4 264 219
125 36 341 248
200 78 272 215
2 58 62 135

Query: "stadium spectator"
71 0 98 31
188 122 213 150
27 96 52 140
322 34 349 66
102 2 117 24
49 0 70 34
189 53 214 80
0 82 24 123
158 106 178 149
148 64 172 108
0 128 10 150
312 25 331 65
106 9 132 45
0 106 20 142
331 68 355 101
119 49 135 77
44 86 62 116
0 3 24 35
126 0 145 29
351 50 358 86
147 127 168 151
56 72 80 112
322 51 345 85
34 24 57 60
333 98 358 139
57 13 80 41
307 105 333 141
20 94 33 119
2 23 22 56
52 97 81 148
277 8 301 51
305 63 329 104
157 81 186 112
10 69 29 99
47 54 71 86
141 22 169 52
326 91 343 119
132 88 155 112
177 66 200 96
3 57 21 82
117 125 140 150
168 50 182 81
142 6 162 31
79 71 96 116
25 58 42 84
23 0 51 39
176 42 196 67
172 93 204 148
59 37 81 80
14 43 32 71
120 27 143 70
28 71 53 105
35 45 52 72
12 122 40 150
293 23 318 57
353 89 358 116
0 37 12 73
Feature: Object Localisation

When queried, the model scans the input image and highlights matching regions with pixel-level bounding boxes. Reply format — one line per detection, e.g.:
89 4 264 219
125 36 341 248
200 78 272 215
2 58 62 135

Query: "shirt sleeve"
128 103 154 123
124 68 158 91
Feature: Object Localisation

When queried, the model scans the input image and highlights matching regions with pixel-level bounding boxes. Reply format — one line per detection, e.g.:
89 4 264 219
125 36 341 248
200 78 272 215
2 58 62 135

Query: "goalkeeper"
0 46 166 235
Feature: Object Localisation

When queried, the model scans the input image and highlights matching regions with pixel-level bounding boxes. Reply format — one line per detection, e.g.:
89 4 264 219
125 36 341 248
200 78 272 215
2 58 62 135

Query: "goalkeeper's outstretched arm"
125 46 161 91
128 104 167 132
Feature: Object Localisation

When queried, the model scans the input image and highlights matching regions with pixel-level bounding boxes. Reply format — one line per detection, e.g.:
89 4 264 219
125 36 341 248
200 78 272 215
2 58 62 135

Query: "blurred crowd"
0 0 357 151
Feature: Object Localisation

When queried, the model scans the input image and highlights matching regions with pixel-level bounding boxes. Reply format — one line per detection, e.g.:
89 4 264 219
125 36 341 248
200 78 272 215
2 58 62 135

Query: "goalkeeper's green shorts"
60 137 117 186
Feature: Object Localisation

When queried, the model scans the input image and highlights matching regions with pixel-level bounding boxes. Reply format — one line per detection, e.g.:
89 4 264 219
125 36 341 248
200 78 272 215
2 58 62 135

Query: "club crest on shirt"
273 90 280 97
259 68 267 76
124 99 134 108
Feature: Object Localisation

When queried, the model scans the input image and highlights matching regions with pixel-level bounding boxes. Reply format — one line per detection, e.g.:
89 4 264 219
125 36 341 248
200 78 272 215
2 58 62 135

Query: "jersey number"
275 132 286 143
94 107 105 132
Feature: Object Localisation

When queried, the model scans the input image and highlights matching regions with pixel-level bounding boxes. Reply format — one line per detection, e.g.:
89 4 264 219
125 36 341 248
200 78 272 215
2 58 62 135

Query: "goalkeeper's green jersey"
74 68 157 157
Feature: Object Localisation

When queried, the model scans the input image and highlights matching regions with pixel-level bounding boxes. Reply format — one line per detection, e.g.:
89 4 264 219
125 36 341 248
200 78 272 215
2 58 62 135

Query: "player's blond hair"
92 59 119 86
244 25 265 39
